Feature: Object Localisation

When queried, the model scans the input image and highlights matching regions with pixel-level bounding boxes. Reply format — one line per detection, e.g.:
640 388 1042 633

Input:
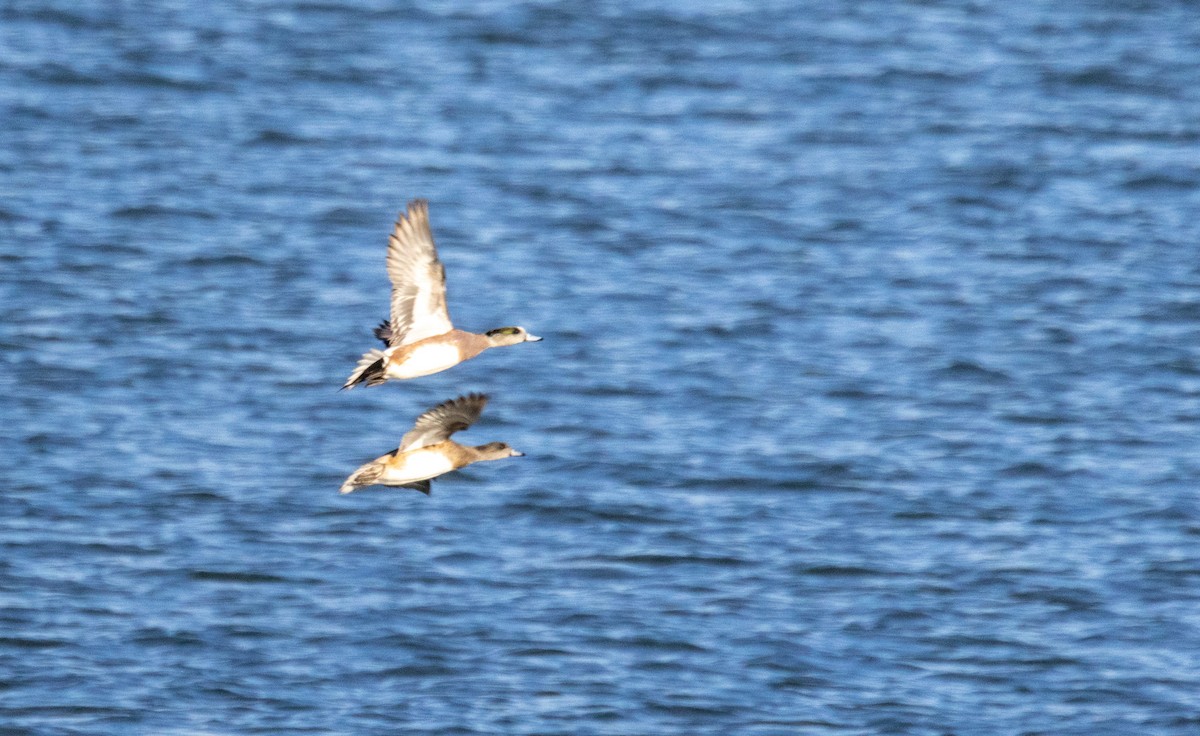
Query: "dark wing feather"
373 319 392 346
399 479 432 495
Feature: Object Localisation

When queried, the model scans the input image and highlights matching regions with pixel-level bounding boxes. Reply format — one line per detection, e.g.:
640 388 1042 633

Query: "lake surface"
3 1 1200 734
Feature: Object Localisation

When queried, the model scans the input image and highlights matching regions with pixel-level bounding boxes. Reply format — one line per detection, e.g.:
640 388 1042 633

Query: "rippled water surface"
3 1 1200 734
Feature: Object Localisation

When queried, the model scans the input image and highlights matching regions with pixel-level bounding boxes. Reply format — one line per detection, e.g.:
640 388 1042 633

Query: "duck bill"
524 333 543 342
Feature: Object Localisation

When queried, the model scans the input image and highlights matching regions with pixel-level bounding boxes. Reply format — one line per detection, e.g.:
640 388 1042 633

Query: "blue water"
3 1 1200 734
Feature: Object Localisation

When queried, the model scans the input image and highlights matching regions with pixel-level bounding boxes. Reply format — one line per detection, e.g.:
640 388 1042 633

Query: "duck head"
474 441 525 460
485 326 542 346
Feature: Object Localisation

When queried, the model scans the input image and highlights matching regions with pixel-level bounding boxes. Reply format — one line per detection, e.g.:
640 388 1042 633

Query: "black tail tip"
343 357 387 390
362 357 387 387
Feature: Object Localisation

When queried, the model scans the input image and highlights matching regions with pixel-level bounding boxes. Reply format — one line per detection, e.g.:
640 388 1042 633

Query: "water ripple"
2 1 1199 734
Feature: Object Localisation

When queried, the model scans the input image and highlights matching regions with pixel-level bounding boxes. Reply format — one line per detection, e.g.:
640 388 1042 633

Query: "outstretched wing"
385 199 454 347
399 393 489 452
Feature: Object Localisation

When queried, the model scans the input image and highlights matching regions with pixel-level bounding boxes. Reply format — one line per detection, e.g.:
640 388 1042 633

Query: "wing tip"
401 198 429 223
458 392 489 410
402 479 432 495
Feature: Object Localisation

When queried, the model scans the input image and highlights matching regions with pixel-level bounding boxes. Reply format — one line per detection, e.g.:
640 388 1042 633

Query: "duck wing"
399 393 489 452
385 199 454 347
398 479 432 495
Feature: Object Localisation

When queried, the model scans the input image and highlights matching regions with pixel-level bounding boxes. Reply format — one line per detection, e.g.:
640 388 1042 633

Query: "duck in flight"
339 393 522 495
343 200 541 389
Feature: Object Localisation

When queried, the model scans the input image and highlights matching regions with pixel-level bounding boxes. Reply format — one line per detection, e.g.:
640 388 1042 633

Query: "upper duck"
343 199 541 389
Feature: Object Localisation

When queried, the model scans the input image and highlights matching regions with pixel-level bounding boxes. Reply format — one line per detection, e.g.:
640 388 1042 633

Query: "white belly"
386 343 462 379
384 449 455 483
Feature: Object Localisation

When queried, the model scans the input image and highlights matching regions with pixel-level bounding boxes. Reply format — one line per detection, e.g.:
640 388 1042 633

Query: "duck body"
391 332 485 379
350 330 490 386
364 442 464 487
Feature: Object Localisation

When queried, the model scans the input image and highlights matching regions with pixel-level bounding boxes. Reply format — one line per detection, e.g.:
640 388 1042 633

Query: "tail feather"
339 461 384 494
343 349 388 390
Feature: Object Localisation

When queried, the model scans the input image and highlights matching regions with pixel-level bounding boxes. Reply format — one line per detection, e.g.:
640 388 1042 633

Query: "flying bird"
343 200 541 389
338 393 523 495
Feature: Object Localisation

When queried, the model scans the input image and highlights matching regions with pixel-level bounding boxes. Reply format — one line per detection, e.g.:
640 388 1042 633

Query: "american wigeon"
342 200 541 389
338 393 522 495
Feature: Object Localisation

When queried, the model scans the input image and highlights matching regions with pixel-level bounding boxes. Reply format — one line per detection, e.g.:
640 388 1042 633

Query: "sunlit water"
3 2 1200 734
